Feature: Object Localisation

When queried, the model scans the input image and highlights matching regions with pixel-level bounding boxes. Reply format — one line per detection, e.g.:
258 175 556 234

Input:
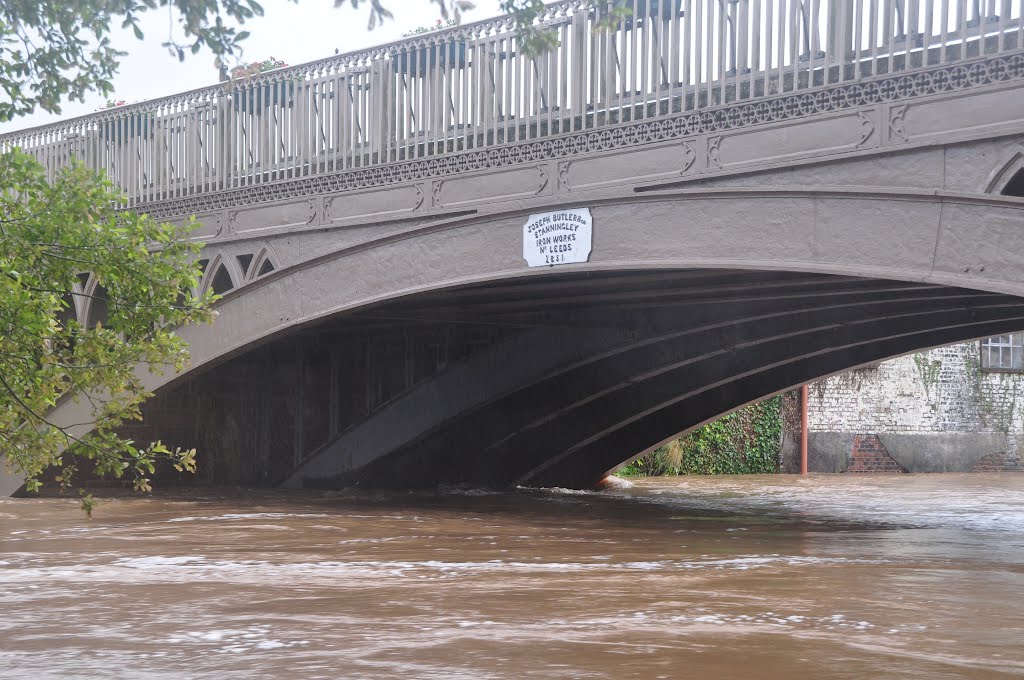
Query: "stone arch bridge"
4 0 1024 490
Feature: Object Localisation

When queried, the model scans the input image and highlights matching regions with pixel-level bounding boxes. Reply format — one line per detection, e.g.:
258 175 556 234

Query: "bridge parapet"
1 0 1021 219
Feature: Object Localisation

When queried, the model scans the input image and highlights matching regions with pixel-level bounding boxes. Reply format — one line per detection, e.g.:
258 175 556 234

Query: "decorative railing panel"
1 0 1021 207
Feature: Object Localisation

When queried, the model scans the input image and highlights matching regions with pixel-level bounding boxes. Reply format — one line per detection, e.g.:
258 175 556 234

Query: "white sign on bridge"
522 208 592 268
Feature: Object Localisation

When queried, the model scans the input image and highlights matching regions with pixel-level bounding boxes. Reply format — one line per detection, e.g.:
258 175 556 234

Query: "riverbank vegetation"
618 396 783 476
0 152 212 507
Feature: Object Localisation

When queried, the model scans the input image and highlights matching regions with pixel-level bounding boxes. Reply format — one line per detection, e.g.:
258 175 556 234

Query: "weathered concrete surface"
0 462 23 497
798 431 1006 473
878 433 1007 472
806 433 858 473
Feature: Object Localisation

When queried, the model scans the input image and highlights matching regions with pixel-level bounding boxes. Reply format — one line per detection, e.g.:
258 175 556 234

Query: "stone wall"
783 342 1024 473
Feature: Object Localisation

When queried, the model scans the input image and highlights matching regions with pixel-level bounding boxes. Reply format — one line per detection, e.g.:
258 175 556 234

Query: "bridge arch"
77 275 111 329
63 277 88 326
5 0 1022 493
248 245 279 282
986 145 1024 196
194 243 282 297
44 184 1024 488
202 254 241 297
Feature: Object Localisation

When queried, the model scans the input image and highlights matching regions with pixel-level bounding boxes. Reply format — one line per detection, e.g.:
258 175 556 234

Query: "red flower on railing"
231 57 289 80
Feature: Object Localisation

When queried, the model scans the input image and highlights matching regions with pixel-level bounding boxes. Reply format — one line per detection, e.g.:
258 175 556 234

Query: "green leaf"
0 149 211 511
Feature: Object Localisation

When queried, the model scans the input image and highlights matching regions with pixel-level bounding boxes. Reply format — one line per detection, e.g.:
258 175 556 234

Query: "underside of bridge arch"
132 269 1024 490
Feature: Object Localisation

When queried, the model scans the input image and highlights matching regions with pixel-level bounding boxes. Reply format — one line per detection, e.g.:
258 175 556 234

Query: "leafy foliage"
0 0 478 121
619 397 784 476
0 150 212 501
0 0 641 121
349 0 475 31
403 18 459 37
0 0 261 120
500 0 632 56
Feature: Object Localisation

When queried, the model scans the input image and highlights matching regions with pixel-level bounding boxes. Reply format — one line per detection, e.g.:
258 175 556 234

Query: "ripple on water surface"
0 474 1022 679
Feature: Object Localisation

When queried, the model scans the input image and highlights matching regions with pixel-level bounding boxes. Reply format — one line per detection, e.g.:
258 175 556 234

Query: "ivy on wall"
912 352 943 396
619 396 783 476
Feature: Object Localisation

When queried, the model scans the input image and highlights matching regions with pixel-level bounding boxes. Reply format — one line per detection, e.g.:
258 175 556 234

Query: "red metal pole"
800 384 809 476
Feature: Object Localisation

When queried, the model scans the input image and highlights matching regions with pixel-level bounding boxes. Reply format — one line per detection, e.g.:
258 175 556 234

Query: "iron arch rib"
286 271 1024 491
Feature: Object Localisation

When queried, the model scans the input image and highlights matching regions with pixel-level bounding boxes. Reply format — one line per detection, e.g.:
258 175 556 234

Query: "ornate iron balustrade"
1 0 1021 209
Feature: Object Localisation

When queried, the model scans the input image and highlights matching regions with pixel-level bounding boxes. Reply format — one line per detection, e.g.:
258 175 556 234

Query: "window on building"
980 333 1024 371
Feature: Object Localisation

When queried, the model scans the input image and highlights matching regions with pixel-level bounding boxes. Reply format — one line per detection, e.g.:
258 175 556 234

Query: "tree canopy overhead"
0 0 478 122
0 0 633 122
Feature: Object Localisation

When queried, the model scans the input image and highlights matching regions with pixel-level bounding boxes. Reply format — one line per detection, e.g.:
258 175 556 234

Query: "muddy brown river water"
1 474 1022 679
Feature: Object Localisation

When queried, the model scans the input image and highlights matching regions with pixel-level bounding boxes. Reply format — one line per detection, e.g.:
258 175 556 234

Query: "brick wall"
797 341 1024 472
972 452 1024 472
847 435 907 473
807 342 1024 436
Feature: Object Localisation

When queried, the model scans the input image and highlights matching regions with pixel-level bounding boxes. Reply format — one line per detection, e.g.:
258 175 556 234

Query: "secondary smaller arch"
249 245 280 282
984 146 1024 197
198 253 243 298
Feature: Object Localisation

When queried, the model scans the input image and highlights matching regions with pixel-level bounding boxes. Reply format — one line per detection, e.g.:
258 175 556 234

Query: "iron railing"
1 0 1021 206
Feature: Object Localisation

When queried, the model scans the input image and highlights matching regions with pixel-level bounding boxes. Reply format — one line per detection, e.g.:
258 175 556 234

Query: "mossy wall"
619 395 783 476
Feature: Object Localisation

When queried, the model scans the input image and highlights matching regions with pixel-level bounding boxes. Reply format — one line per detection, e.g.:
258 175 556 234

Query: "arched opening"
52 292 80 354
257 259 275 277
209 264 235 296
55 293 77 329
237 254 254 277
87 285 109 329
130 269 1024 490
1001 167 1024 198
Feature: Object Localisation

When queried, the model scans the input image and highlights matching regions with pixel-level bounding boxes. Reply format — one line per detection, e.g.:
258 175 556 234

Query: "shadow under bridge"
130 269 1024 490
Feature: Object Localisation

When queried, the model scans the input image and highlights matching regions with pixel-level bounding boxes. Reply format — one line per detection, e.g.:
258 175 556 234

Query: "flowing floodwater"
1 474 1023 679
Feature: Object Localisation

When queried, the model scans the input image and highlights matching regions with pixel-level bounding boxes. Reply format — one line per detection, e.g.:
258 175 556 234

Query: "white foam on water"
0 551 886 589
114 555 207 568
166 512 334 523
437 486 503 497
598 476 634 490
167 625 309 655
628 475 1024 533
517 485 596 497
